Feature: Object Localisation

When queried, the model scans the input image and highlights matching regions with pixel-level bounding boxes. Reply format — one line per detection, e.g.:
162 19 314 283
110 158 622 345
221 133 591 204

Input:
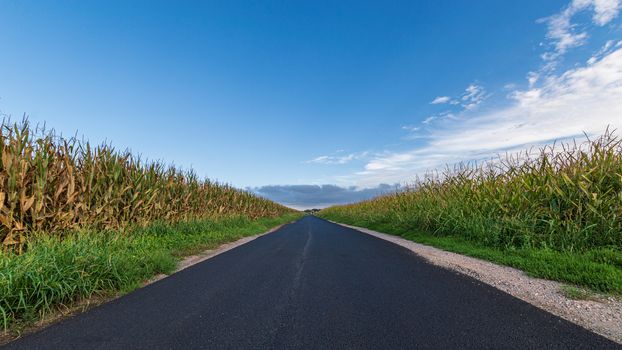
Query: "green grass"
318 214 622 295
560 286 594 300
0 213 302 331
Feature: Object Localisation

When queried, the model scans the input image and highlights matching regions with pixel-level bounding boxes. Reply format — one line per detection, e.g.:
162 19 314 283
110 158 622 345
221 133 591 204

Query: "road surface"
3 216 619 349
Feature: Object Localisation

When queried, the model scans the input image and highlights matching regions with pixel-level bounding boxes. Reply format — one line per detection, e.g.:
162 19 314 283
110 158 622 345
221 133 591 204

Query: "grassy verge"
0 212 302 332
318 215 622 295
560 285 596 300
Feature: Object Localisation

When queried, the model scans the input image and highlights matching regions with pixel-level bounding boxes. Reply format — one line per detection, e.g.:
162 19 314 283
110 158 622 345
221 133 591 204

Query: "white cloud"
431 96 451 104
401 125 430 140
542 0 621 61
402 125 421 132
461 84 487 109
306 151 369 165
592 0 622 24
428 84 488 116
527 71 540 87
588 39 618 64
354 46 622 187
422 116 437 124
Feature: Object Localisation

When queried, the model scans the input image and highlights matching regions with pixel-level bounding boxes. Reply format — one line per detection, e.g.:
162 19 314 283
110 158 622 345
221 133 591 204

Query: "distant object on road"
304 208 321 214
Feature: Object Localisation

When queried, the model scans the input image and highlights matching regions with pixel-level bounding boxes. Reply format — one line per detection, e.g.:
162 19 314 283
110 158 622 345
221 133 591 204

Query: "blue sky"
1 1 621 209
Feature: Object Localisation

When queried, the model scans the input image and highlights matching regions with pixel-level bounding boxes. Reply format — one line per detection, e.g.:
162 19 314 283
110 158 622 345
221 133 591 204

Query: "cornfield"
320 131 622 252
0 119 292 254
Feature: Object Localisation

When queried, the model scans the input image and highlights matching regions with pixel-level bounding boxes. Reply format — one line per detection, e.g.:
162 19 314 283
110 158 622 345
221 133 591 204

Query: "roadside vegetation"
560 285 595 301
319 131 622 294
0 119 299 331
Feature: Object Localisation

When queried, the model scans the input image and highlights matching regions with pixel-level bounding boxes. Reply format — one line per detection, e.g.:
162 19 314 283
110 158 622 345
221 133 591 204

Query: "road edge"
145 220 293 285
327 219 622 344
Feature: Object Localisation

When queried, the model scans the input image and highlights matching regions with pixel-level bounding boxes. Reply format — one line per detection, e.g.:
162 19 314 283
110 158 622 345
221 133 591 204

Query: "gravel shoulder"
333 221 622 344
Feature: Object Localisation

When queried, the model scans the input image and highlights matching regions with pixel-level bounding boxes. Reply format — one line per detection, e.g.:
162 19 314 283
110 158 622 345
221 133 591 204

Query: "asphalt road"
3 216 620 349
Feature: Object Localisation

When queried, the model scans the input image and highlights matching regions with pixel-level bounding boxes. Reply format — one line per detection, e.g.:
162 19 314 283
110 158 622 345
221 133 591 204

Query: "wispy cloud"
422 116 437 124
306 151 369 165
587 39 618 64
425 84 488 124
540 0 621 64
431 96 451 104
461 84 488 110
402 125 420 132
401 125 428 140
